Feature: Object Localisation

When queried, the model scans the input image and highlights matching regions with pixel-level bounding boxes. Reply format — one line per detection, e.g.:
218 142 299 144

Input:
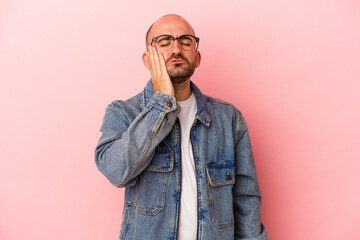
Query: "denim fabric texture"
95 80 268 240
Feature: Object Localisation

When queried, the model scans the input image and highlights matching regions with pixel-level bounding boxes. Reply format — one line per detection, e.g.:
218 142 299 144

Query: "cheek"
188 55 198 66
181 53 193 63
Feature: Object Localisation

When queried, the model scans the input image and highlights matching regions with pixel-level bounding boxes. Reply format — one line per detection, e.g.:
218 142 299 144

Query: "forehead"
150 17 195 38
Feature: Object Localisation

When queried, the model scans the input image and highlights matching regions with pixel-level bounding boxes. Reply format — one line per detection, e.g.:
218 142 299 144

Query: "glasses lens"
156 36 174 51
179 36 196 51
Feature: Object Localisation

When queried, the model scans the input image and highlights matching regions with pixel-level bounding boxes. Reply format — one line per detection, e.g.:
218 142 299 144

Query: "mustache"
166 55 190 64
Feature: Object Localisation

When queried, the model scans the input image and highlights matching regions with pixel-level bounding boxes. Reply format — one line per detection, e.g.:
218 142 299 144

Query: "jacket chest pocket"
206 162 235 229
134 147 173 215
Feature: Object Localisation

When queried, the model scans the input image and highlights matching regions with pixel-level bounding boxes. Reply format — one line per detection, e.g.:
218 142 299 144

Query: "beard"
165 55 196 84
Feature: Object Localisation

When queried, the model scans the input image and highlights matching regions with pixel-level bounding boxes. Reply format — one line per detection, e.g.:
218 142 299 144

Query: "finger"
158 51 167 73
148 46 158 77
151 46 161 75
146 45 152 68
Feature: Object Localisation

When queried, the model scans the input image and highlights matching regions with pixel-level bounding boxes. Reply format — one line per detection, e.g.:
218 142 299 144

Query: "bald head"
142 14 201 86
145 14 196 47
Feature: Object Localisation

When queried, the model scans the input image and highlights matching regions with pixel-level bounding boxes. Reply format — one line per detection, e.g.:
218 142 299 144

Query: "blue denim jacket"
95 80 268 240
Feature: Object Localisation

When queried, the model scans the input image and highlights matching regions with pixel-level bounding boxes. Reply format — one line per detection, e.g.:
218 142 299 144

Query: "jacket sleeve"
233 113 268 240
95 92 180 188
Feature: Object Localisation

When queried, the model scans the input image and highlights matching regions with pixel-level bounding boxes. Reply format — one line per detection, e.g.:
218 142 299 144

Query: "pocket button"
226 170 232 181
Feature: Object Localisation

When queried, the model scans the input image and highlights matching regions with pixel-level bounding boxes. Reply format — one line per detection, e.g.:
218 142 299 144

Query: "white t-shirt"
177 93 198 240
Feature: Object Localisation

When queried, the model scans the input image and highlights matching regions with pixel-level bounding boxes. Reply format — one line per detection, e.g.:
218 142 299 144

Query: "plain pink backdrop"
1 0 359 239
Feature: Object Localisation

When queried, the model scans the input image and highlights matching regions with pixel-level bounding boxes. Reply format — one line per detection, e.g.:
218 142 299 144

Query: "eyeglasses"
151 34 200 52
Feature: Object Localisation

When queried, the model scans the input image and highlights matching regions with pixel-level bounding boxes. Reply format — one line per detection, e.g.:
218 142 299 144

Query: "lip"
169 59 184 64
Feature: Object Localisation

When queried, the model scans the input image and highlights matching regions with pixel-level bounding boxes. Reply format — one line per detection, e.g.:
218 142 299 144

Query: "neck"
173 80 192 101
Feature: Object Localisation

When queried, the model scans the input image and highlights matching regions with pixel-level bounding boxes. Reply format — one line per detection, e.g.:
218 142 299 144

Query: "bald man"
95 14 268 240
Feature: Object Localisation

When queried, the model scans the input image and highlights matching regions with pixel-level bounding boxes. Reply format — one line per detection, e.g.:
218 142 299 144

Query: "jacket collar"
143 79 211 127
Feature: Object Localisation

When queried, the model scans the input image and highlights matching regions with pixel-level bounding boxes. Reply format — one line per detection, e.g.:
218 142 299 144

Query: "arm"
233 113 268 239
95 92 179 188
95 46 177 188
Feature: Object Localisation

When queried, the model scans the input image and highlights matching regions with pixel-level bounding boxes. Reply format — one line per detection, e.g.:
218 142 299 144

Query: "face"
144 15 201 84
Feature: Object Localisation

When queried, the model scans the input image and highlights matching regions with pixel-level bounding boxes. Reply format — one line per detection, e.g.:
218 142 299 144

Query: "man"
95 14 268 240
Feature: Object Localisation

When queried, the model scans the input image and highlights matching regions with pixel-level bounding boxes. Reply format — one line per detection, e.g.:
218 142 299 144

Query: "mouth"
169 59 185 64
167 55 189 65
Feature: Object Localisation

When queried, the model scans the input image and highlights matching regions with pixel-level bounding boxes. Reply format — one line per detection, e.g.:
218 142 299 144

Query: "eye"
179 36 193 46
157 36 173 48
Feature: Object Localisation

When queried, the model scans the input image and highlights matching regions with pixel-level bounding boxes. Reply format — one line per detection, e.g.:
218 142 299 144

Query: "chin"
170 77 188 84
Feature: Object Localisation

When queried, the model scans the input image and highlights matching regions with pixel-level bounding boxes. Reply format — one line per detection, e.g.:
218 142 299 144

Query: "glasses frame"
151 34 200 51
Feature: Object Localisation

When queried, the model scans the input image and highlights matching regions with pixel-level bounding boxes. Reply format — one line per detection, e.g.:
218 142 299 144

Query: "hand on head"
147 45 175 97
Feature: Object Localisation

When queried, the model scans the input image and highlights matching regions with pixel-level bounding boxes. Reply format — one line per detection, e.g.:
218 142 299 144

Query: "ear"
142 51 150 69
195 51 201 68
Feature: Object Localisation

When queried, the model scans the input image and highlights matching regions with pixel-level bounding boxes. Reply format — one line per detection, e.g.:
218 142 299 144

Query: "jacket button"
226 171 232 181
163 101 172 108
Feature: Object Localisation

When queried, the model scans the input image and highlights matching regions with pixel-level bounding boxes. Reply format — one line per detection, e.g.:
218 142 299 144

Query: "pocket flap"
145 147 174 172
206 162 235 187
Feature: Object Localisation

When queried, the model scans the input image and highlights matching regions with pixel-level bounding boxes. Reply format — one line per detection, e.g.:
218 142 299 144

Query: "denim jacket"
95 80 268 240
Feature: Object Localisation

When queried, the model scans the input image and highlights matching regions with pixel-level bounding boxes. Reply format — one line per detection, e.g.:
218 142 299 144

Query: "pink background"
1 0 359 239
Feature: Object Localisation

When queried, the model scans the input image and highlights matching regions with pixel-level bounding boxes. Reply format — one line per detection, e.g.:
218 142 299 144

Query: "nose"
170 39 182 54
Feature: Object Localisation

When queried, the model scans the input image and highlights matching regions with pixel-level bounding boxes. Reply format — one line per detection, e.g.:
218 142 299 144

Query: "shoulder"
109 91 143 109
107 90 145 117
103 91 145 125
203 94 246 130
204 95 242 116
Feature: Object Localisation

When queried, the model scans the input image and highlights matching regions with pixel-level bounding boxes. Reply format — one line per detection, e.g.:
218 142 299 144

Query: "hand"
147 45 175 97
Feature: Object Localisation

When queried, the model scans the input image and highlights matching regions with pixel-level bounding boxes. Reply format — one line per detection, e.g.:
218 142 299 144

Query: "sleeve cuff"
238 224 268 240
147 92 178 113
